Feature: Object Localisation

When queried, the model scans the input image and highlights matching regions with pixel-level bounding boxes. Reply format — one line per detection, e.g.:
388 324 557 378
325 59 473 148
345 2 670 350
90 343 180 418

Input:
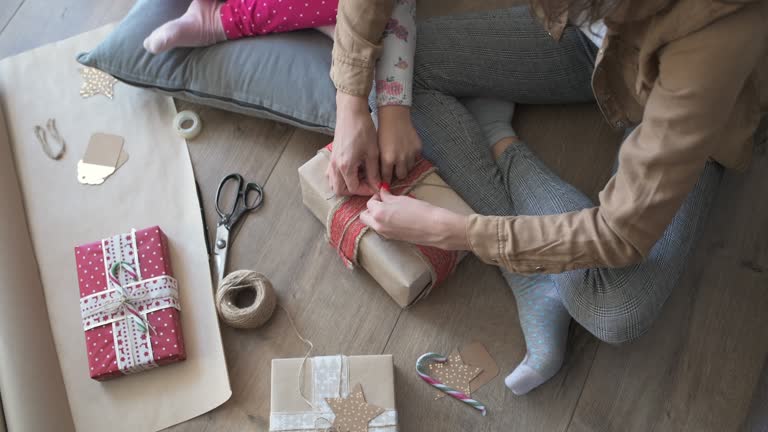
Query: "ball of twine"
215 270 277 329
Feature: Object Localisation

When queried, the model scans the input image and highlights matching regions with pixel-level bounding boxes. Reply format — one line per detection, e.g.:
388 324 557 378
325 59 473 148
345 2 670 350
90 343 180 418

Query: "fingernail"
379 182 390 192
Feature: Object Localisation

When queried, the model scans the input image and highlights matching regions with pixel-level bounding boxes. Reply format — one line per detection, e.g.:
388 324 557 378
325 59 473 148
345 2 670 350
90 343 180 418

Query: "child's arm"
375 0 421 183
375 0 416 107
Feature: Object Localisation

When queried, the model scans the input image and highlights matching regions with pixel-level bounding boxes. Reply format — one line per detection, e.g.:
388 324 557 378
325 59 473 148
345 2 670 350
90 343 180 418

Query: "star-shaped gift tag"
326 383 385 432
79 67 118 99
428 351 483 400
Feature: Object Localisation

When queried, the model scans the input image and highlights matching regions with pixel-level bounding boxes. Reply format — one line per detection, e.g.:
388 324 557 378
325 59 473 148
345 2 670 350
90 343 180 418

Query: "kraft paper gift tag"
115 147 130 170
428 351 483 400
434 342 499 399
462 342 500 394
77 133 127 184
79 67 118 99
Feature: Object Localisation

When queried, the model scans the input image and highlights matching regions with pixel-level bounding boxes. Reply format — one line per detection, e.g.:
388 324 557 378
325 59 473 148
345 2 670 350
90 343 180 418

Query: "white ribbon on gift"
79 229 181 375
269 355 399 431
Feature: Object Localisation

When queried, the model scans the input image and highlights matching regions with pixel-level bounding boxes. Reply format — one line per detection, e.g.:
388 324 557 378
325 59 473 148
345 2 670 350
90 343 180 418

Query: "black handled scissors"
213 173 264 284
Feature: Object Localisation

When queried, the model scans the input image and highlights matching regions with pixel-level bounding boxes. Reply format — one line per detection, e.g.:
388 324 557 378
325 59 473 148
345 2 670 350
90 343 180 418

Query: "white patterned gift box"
270 355 398 431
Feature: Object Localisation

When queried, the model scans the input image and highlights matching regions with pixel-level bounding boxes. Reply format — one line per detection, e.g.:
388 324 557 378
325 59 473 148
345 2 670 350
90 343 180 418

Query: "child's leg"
144 0 225 54
220 0 337 39
144 0 338 54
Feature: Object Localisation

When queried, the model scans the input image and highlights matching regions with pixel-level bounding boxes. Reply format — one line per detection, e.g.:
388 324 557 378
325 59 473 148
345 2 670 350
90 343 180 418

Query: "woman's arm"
327 0 395 195
363 2 766 274
331 0 395 97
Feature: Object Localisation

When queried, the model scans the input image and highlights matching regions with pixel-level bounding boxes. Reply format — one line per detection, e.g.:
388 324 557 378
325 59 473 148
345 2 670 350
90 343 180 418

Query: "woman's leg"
411 7 595 212
497 141 724 343
144 0 338 54
411 6 723 392
409 7 596 395
548 161 724 344
413 7 595 103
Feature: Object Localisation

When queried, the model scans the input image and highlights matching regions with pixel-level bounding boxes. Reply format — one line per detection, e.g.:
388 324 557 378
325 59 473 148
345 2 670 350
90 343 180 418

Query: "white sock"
143 0 225 54
502 271 570 395
462 97 517 147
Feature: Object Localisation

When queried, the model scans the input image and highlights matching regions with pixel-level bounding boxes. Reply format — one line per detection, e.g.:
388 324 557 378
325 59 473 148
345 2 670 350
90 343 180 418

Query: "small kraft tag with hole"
77 133 129 185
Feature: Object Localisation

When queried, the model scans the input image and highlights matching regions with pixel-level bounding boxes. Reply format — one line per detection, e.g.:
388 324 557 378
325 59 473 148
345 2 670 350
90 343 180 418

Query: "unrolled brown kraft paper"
0 25 231 432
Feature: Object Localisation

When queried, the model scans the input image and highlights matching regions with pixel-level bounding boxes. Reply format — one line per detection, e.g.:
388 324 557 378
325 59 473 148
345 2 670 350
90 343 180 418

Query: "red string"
324 143 458 295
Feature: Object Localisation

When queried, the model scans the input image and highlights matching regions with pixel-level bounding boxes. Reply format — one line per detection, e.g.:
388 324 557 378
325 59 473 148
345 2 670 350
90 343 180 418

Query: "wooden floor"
2 1 767 431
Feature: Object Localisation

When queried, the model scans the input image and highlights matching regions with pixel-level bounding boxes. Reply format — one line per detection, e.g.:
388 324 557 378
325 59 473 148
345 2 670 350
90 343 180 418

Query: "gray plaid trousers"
408 7 723 344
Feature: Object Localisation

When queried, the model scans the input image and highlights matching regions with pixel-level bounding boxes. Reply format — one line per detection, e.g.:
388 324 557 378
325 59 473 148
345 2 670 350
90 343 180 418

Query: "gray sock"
502 271 570 395
462 97 517 147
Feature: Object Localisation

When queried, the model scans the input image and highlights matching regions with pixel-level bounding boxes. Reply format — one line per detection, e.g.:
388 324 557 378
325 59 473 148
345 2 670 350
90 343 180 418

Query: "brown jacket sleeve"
331 0 395 97
467 5 766 274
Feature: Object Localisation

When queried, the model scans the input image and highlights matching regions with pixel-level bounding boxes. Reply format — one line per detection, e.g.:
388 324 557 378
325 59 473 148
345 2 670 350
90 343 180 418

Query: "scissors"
213 173 264 285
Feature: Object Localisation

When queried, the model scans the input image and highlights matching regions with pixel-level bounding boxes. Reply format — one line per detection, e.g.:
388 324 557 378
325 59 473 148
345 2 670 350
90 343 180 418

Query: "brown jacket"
331 0 768 274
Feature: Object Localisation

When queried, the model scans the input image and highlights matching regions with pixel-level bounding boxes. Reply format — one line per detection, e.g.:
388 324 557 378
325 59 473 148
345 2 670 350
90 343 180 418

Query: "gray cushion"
77 0 336 134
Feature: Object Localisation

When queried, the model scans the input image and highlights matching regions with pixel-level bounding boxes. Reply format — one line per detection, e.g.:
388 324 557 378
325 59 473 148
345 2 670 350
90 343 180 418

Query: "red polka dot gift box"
74 226 186 381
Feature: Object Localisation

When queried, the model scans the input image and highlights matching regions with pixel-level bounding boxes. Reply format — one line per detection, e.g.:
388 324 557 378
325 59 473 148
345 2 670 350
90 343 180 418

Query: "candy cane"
416 352 488 416
109 261 154 334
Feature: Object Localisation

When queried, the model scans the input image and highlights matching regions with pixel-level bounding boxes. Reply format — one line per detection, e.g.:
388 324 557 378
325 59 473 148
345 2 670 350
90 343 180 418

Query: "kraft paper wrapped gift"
75 226 185 380
298 146 474 307
270 355 398 431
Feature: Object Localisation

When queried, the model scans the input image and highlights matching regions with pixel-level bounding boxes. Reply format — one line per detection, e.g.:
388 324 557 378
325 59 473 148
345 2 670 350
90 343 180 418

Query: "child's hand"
377 105 422 183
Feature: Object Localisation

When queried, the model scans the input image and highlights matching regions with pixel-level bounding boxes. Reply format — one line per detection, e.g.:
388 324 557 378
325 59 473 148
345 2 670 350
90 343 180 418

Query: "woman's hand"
377 105 422 183
327 92 380 196
360 188 470 250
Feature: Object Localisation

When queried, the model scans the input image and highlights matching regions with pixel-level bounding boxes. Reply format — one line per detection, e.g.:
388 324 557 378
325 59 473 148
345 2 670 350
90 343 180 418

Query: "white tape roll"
173 110 202 140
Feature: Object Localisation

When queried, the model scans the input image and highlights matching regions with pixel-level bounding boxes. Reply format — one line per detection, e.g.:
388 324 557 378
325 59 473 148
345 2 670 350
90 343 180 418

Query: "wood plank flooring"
1 1 766 431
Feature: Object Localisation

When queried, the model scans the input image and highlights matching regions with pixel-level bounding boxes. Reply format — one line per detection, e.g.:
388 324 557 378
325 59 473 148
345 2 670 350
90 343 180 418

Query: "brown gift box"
298 149 474 307
270 355 398 431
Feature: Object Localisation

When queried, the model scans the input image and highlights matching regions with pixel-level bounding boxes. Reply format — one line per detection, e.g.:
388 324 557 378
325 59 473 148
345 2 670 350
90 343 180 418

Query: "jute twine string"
215 270 277 329
324 181 453 201
214 272 319 409
34 118 66 160
267 302 334 430
215 271 348 431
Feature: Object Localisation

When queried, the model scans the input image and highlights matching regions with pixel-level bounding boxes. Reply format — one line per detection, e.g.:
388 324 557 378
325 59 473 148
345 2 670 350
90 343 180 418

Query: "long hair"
533 0 620 24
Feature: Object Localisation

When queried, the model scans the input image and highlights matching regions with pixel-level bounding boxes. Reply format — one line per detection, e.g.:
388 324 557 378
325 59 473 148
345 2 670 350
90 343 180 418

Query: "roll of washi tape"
215 270 277 329
173 110 202 140
416 352 488 416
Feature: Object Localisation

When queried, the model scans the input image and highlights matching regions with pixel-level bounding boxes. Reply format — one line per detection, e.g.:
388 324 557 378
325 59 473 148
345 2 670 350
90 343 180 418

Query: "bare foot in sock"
143 0 225 54
462 97 522 158
503 272 570 395
462 97 517 145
